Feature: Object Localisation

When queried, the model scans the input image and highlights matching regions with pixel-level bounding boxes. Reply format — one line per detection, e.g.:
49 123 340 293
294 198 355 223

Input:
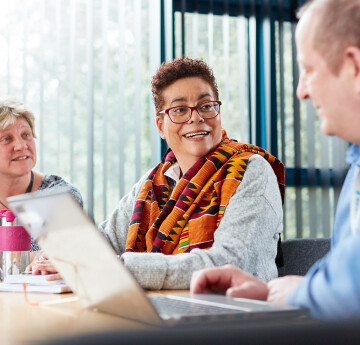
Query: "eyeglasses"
158 100 221 124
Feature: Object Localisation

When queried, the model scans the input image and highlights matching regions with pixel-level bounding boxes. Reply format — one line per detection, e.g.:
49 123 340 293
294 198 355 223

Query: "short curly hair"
151 57 219 113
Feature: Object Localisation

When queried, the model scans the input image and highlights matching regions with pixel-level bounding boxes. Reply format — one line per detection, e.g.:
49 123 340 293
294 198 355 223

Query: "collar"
164 162 181 183
346 144 360 166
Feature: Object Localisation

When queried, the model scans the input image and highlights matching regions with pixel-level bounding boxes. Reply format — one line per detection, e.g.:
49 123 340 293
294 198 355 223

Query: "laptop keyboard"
148 295 241 317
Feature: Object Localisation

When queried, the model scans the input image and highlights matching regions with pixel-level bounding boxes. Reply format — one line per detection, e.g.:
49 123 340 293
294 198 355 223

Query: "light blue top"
287 144 360 319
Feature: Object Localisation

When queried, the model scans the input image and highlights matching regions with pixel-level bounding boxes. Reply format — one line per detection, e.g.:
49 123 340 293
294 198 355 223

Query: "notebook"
7 190 306 326
0 274 71 293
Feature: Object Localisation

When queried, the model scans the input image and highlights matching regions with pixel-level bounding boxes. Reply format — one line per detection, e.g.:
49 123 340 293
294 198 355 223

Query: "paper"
4 273 64 284
0 274 71 294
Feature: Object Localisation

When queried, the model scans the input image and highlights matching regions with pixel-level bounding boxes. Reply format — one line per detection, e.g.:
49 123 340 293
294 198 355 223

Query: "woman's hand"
26 251 62 281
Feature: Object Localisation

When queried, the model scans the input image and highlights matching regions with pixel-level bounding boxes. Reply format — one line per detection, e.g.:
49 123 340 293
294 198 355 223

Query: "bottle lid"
0 209 17 226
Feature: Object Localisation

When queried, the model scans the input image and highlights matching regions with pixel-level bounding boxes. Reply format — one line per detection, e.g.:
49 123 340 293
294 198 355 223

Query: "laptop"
7 190 306 326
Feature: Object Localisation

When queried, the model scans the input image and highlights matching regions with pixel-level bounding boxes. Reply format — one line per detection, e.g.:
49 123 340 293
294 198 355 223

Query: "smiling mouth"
12 156 29 161
183 131 209 138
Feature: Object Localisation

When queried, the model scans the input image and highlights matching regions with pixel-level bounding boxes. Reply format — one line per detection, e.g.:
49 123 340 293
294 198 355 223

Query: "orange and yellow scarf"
126 130 284 255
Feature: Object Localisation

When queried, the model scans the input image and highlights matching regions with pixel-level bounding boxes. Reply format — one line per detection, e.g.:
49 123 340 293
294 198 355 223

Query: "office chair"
278 238 331 277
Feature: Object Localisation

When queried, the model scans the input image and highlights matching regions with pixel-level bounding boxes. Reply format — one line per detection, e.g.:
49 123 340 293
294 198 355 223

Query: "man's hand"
190 264 268 300
267 275 304 305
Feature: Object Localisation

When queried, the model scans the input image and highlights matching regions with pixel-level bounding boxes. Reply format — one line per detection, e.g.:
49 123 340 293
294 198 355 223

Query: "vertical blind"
173 0 348 239
0 0 164 222
0 0 349 238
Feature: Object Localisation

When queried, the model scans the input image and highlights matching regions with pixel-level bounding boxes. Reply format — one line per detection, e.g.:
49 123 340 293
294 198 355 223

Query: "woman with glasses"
95 57 285 290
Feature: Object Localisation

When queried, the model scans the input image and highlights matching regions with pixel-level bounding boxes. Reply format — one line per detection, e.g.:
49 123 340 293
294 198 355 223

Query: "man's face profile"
295 11 357 142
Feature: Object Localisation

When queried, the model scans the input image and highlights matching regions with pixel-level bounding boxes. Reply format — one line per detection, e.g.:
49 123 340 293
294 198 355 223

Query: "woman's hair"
297 0 360 74
0 96 36 137
151 57 219 113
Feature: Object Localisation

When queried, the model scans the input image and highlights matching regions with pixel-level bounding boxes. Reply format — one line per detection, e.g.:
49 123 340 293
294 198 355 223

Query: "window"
173 0 348 238
0 0 162 222
0 0 348 238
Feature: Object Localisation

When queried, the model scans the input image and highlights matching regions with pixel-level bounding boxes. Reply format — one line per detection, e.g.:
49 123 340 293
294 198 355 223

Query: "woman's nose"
14 137 27 150
188 108 205 123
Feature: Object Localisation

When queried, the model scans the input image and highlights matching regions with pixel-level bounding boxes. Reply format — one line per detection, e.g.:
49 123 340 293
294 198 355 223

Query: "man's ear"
156 116 165 139
344 46 360 94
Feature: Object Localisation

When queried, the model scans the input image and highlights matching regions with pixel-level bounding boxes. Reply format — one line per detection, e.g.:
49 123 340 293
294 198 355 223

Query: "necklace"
26 170 34 193
0 199 7 209
0 171 34 209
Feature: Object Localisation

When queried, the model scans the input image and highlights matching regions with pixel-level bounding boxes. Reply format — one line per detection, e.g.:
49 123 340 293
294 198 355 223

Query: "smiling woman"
31 58 285 289
0 96 83 254
96 58 286 290
156 77 223 173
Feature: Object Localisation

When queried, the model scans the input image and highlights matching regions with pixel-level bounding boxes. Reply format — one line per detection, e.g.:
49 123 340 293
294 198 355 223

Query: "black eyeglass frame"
157 100 222 124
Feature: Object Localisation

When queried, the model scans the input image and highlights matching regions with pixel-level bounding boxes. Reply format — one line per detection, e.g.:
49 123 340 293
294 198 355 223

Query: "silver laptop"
8 190 306 326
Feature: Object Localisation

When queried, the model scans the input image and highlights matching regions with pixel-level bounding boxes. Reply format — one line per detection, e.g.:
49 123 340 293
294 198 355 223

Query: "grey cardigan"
99 154 283 290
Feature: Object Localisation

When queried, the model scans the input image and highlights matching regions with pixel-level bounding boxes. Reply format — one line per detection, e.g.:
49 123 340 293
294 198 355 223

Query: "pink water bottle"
0 209 31 282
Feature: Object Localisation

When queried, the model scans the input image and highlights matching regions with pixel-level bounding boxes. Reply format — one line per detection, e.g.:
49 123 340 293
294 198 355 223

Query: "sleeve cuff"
121 252 167 290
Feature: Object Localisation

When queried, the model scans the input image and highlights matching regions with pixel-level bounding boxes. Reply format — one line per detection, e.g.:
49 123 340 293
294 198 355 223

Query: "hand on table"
266 275 304 305
190 264 268 300
26 251 63 281
191 264 304 306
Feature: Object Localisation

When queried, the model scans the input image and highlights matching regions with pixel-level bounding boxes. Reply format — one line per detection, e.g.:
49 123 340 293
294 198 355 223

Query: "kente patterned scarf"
125 129 285 255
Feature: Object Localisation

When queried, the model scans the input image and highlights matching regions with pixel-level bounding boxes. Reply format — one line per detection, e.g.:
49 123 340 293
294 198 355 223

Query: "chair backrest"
278 238 331 277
